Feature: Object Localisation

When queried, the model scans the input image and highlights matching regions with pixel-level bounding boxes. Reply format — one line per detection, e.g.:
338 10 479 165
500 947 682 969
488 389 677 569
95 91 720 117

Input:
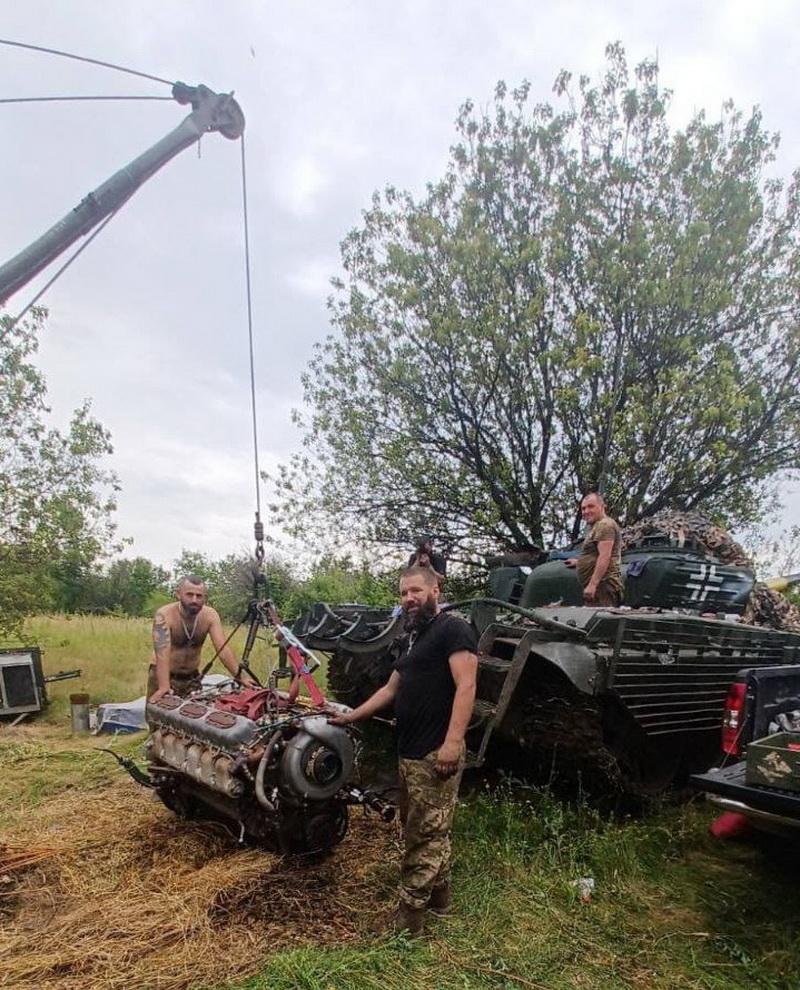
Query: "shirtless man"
147 574 255 701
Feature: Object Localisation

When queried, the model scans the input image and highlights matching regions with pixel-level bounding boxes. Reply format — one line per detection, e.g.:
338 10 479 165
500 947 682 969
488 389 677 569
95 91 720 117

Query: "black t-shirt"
406 550 447 577
392 612 477 759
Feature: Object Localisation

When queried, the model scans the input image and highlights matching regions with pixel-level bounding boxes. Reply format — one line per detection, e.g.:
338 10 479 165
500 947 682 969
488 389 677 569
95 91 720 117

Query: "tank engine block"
142 687 390 854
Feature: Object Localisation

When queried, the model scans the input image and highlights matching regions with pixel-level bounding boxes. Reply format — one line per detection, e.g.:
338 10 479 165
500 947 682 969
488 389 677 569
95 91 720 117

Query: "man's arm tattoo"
153 614 170 652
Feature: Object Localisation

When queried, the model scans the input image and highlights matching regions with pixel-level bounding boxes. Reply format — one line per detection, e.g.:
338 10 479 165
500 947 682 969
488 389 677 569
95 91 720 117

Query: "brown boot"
390 902 425 936
428 881 451 915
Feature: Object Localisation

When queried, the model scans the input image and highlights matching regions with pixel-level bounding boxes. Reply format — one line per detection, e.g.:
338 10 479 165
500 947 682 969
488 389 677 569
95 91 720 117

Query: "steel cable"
0 37 174 86
239 135 263 535
0 95 173 104
5 198 132 333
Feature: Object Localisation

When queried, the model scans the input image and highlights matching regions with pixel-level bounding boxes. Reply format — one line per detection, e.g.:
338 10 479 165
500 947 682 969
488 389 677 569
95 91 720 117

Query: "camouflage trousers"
397 743 465 910
584 579 623 606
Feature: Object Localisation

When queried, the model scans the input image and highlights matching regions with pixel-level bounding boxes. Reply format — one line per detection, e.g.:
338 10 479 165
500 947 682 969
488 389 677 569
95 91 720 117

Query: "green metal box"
745 732 800 791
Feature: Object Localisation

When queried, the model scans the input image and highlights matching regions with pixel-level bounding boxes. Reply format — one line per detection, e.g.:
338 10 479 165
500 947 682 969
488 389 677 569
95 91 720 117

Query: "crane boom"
0 82 244 306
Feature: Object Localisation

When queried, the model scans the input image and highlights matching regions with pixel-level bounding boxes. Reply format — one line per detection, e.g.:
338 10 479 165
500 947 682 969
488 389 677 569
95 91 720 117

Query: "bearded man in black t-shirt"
330 565 477 935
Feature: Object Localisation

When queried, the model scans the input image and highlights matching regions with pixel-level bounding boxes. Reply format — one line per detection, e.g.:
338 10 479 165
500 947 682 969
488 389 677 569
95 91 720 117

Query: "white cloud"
286 258 337 298
281 155 328 216
2 0 799 567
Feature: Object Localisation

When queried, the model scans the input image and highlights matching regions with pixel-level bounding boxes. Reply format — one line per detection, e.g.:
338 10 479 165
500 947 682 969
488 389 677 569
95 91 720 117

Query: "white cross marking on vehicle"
685 563 724 601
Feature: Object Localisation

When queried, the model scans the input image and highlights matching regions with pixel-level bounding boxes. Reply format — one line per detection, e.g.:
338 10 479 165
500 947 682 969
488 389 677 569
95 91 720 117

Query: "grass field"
2 616 799 990
4 613 286 721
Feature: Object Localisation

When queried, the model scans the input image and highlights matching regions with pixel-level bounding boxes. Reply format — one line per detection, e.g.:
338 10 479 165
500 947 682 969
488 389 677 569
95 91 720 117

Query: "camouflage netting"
620 509 752 567
742 586 800 633
621 509 800 633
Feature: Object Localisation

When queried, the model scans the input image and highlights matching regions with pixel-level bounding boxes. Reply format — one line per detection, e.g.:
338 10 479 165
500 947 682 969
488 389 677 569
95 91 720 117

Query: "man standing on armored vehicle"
566 492 624 606
331 564 477 935
147 575 255 701
408 534 447 586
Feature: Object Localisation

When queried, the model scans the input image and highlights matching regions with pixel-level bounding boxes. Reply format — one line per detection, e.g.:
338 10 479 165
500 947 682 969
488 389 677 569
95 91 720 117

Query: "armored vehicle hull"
292 540 800 796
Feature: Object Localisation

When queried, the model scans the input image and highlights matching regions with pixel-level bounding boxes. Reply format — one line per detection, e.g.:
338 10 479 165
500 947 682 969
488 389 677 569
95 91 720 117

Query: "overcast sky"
1 1 798 569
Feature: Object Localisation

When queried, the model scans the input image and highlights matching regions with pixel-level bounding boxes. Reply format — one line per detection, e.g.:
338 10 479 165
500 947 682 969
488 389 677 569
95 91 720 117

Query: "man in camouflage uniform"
331 565 477 935
566 492 624 606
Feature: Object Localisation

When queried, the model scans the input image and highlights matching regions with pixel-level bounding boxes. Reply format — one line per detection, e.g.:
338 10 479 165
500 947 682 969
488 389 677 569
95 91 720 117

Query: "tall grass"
2 617 799 989
3 613 286 722
237 785 800 990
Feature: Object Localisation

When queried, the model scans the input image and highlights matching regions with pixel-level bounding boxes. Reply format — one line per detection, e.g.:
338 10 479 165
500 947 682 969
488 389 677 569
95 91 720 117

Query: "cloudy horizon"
2 1 798 569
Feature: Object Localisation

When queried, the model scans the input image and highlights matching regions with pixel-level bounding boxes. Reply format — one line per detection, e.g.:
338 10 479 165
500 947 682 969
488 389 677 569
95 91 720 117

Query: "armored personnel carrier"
292 513 800 796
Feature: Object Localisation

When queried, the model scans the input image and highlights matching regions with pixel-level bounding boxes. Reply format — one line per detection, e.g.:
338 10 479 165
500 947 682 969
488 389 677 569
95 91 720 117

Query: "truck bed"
692 762 800 819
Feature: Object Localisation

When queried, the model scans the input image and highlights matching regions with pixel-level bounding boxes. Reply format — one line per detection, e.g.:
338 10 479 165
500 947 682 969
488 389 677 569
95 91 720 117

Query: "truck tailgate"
692 763 800 817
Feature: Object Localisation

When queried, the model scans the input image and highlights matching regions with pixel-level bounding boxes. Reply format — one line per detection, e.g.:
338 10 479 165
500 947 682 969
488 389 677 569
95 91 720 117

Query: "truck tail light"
721 681 747 757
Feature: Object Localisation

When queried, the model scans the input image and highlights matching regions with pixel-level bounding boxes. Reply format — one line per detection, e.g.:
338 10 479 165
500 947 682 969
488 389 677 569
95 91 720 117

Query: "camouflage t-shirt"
576 515 623 591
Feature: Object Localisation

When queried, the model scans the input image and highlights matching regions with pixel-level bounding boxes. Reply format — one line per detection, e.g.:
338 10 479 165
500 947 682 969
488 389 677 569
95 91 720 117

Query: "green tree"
284 555 397 617
275 44 800 558
171 549 218 589
55 557 170 616
120 557 170 615
744 524 800 581
171 549 297 622
0 308 121 633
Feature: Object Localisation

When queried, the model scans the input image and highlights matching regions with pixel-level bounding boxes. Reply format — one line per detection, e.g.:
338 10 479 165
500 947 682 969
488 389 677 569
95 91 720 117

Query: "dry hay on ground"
0 843 59 874
0 779 398 990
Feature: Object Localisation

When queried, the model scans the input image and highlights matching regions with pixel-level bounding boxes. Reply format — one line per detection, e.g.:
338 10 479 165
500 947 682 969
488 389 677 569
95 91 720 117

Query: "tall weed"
1 614 286 721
